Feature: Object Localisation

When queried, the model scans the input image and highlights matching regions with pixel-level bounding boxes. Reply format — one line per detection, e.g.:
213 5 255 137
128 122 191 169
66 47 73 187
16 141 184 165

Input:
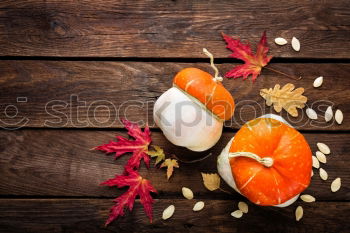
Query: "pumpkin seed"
182 187 194 200
300 194 316 203
331 178 341 192
162 205 175 220
316 151 327 164
335 109 343 124
291 37 300 51
325 106 333 122
312 156 320 169
295 206 303 221
238 201 248 213
311 170 314 177
313 76 323 88
306 108 318 120
193 201 205 211
331 177 341 193
317 142 330 154
231 210 243 218
319 168 328 180
274 37 288 45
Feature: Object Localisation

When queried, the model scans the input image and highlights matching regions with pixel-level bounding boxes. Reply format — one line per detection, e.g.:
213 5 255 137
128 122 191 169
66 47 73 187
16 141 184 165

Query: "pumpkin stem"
228 152 274 168
203 48 223 83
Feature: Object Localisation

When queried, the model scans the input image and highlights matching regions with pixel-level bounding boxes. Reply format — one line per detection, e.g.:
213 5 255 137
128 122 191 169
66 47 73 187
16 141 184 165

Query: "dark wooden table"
0 1 349 232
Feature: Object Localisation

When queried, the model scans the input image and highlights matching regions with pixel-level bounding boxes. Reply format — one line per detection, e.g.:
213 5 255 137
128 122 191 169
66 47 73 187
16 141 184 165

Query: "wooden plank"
0 61 349 130
0 199 349 233
0 130 348 201
0 0 349 58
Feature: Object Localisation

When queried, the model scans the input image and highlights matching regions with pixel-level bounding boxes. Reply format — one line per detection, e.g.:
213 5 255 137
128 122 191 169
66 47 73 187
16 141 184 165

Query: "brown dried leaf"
201 173 221 191
160 159 179 180
260 83 307 117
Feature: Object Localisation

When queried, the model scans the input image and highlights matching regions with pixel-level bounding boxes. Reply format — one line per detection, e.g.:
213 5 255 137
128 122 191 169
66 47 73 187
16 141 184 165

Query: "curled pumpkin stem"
228 152 274 167
203 48 223 82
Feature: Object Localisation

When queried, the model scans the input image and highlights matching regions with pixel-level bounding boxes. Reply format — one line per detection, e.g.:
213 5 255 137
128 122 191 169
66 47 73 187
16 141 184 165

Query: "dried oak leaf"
222 31 272 82
201 173 221 191
260 83 307 117
101 168 157 225
95 119 151 170
160 159 179 180
146 145 165 166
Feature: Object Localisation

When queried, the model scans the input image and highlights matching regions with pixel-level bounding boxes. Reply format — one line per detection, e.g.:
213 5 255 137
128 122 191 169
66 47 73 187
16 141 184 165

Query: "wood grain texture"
0 0 349 58
0 61 349 130
0 130 348 201
0 199 349 233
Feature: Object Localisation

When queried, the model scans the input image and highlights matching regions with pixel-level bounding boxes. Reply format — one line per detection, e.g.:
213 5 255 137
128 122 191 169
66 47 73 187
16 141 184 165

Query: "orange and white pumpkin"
217 114 312 207
154 67 235 151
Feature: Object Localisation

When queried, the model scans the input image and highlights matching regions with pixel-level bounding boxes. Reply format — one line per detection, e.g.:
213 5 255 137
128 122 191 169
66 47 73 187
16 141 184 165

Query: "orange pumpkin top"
173 68 235 121
229 117 312 206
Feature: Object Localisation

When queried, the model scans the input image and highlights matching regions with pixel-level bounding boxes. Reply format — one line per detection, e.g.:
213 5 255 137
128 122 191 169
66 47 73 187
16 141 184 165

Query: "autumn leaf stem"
265 66 302 80
171 153 213 164
219 187 234 195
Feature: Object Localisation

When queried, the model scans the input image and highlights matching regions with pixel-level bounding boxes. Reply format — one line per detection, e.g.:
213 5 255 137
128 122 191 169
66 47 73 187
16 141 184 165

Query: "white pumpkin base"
217 114 300 207
154 87 223 151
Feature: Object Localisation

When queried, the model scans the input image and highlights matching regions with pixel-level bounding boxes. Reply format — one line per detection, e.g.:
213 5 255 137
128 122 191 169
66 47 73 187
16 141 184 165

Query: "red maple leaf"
222 31 273 81
95 119 151 170
101 168 157 225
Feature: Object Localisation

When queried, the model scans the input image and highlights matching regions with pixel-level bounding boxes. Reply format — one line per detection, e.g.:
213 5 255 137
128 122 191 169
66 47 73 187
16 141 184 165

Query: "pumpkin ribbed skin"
173 68 235 120
229 118 312 206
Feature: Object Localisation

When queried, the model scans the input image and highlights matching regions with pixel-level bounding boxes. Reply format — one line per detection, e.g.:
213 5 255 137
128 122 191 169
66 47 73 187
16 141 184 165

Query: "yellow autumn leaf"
146 145 165 165
260 83 307 117
160 159 179 180
201 173 220 191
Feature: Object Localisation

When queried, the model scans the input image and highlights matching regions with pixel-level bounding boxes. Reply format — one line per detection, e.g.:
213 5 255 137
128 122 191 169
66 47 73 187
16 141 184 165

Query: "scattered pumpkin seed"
316 151 327 163
306 108 318 120
162 205 175 220
319 168 328 180
313 76 323 88
335 109 343 124
291 37 300 51
231 210 243 218
331 178 341 192
312 156 320 169
295 206 303 221
317 143 330 154
182 187 194 200
193 201 205 211
300 194 316 203
325 106 333 122
274 37 288 45
238 201 248 214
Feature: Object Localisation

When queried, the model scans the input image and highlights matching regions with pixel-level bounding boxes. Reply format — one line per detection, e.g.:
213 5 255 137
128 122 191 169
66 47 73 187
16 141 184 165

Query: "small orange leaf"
160 159 179 180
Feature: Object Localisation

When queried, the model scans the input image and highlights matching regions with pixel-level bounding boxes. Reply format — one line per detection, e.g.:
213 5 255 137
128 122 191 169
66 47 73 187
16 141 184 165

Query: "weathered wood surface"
0 130 348 201
0 0 349 58
0 61 349 130
0 199 349 233
0 1 349 232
